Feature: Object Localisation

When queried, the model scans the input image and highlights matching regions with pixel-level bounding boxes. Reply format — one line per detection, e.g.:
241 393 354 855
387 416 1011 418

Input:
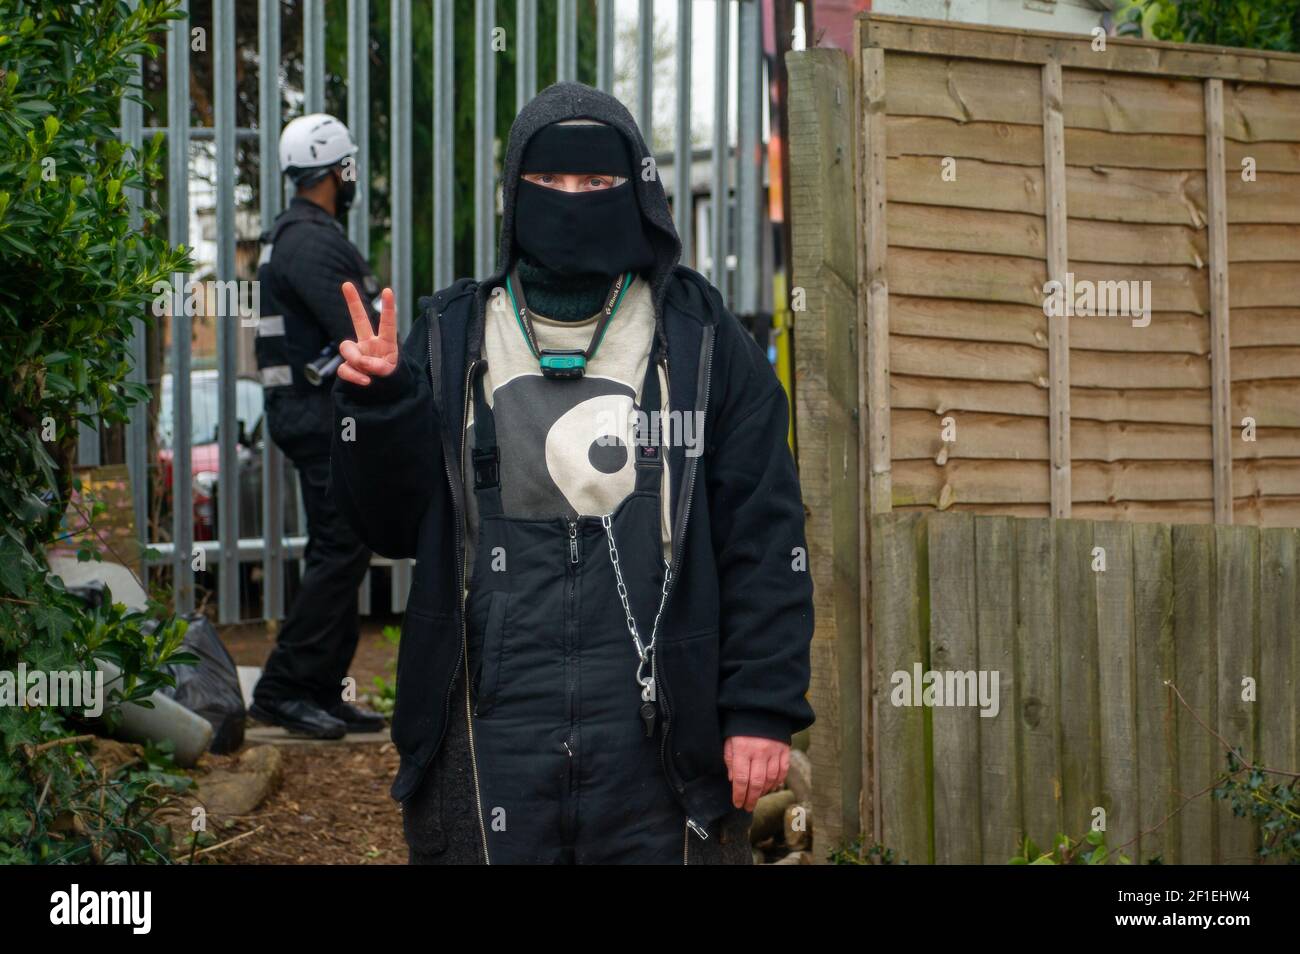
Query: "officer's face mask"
512 122 654 279
333 166 357 221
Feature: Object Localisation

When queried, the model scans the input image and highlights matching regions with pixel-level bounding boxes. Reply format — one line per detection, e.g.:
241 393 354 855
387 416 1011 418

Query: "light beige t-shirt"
463 275 672 577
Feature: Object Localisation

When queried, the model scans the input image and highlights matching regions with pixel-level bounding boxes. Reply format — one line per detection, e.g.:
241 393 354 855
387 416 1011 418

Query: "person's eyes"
584 176 613 190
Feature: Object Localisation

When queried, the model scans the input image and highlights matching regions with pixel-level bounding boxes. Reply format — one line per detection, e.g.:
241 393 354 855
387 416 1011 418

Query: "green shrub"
828 836 905 865
0 0 194 864
366 624 401 718
1010 831 1132 865
1140 0 1299 51
1213 750 1300 863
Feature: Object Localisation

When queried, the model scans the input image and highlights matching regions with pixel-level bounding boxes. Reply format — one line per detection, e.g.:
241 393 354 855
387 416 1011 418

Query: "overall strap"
470 362 504 518
633 342 663 497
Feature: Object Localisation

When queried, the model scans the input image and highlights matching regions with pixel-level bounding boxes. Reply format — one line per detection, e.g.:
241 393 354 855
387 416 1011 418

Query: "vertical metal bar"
711 0 731 301
347 0 370 254
595 0 614 93
432 0 453 290
215 0 240 623
637 0 653 141
76 413 101 467
168 0 194 614
674 0 692 268
122 0 148 579
304 0 326 115
517 0 537 110
556 0 577 84
358 568 372 616
392 0 412 328
735 0 761 317
474 0 496 278
260 0 286 622
391 0 414 610
345 0 375 608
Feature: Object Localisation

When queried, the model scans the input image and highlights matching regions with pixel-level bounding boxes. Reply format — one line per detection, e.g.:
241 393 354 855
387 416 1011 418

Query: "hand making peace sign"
337 282 398 387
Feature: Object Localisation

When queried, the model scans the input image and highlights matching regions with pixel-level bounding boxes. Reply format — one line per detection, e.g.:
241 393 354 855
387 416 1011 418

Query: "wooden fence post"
1042 60 1071 518
788 47 863 857
1204 78 1234 525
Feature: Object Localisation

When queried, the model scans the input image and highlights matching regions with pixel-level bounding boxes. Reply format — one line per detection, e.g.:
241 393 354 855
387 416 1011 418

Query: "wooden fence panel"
864 511 1293 864
790 15 1300 864
843 15 1300 526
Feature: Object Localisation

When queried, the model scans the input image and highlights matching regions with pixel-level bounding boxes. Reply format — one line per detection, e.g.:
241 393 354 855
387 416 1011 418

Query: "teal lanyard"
505 269 633 378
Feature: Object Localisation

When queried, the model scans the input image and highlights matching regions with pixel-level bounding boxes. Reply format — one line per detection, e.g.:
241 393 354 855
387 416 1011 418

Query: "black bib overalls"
463 345 690 864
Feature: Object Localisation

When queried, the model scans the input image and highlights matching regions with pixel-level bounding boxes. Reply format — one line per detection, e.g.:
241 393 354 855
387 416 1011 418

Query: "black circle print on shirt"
491 372 639 518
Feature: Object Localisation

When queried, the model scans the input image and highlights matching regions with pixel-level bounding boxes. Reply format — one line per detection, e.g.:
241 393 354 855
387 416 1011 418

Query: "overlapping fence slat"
835 15 1300 526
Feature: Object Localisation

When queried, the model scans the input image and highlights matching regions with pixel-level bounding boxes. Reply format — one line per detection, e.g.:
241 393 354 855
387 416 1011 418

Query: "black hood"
477 82 683 340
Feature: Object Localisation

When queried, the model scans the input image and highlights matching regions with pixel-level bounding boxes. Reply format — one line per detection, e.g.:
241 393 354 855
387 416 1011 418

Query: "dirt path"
208 742 406 865
196 618 406 865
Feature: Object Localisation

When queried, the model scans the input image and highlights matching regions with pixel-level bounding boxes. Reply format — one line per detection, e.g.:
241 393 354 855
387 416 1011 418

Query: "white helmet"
279 113 357 181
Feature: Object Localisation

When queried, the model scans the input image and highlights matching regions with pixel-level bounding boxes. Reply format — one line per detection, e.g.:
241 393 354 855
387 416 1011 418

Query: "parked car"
157 370 299 541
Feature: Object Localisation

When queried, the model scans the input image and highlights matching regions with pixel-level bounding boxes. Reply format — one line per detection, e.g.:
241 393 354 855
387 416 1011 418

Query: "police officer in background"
250 113 384 738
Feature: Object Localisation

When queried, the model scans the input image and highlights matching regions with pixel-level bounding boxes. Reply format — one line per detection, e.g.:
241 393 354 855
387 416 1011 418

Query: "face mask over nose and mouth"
333 166 357 221
512 121 656 279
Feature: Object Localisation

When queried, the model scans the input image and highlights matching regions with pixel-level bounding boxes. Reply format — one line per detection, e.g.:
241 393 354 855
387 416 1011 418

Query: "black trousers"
253 454 372 708
402 668 755 865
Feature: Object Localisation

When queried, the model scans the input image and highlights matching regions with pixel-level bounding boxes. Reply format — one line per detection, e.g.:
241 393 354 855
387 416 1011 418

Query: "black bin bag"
160 613 246 754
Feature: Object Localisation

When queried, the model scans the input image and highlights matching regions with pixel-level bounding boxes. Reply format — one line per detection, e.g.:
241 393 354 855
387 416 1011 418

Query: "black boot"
249 697 347 740
325 701 386 734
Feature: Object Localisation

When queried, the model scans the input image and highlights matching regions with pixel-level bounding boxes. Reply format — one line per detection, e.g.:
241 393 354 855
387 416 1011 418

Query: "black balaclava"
513 121 655 289
469 83 681 354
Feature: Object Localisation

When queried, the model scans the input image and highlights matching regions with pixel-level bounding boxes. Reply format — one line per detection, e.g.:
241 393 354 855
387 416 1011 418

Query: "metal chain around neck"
601 513 672 703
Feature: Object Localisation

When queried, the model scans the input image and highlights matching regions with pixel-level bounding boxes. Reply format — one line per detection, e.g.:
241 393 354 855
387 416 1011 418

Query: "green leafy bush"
1213 750 1300 863
366 624 401 718
0 0 194 864
828 836 904 865
1010 831 1132 865
1139 0 1300 51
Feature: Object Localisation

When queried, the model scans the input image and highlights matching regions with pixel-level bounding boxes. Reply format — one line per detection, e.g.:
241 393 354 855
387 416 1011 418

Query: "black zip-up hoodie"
331 82 814 828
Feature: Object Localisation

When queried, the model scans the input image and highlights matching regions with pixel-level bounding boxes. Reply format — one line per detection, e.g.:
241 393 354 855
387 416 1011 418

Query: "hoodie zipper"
428 317 491 865
657 325 716 839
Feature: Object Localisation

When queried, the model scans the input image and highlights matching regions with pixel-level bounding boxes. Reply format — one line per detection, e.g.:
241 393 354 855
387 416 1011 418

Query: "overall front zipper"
657 325 716 840
564 518 580 840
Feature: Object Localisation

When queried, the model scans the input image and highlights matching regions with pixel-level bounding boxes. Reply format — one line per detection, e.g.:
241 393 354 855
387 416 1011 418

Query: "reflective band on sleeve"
260 365 293 387
258 243 273 266
256 315 285 337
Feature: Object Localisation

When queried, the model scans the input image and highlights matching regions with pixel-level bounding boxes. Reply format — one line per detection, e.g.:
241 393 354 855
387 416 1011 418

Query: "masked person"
332 84 814 864
250 114 384 739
